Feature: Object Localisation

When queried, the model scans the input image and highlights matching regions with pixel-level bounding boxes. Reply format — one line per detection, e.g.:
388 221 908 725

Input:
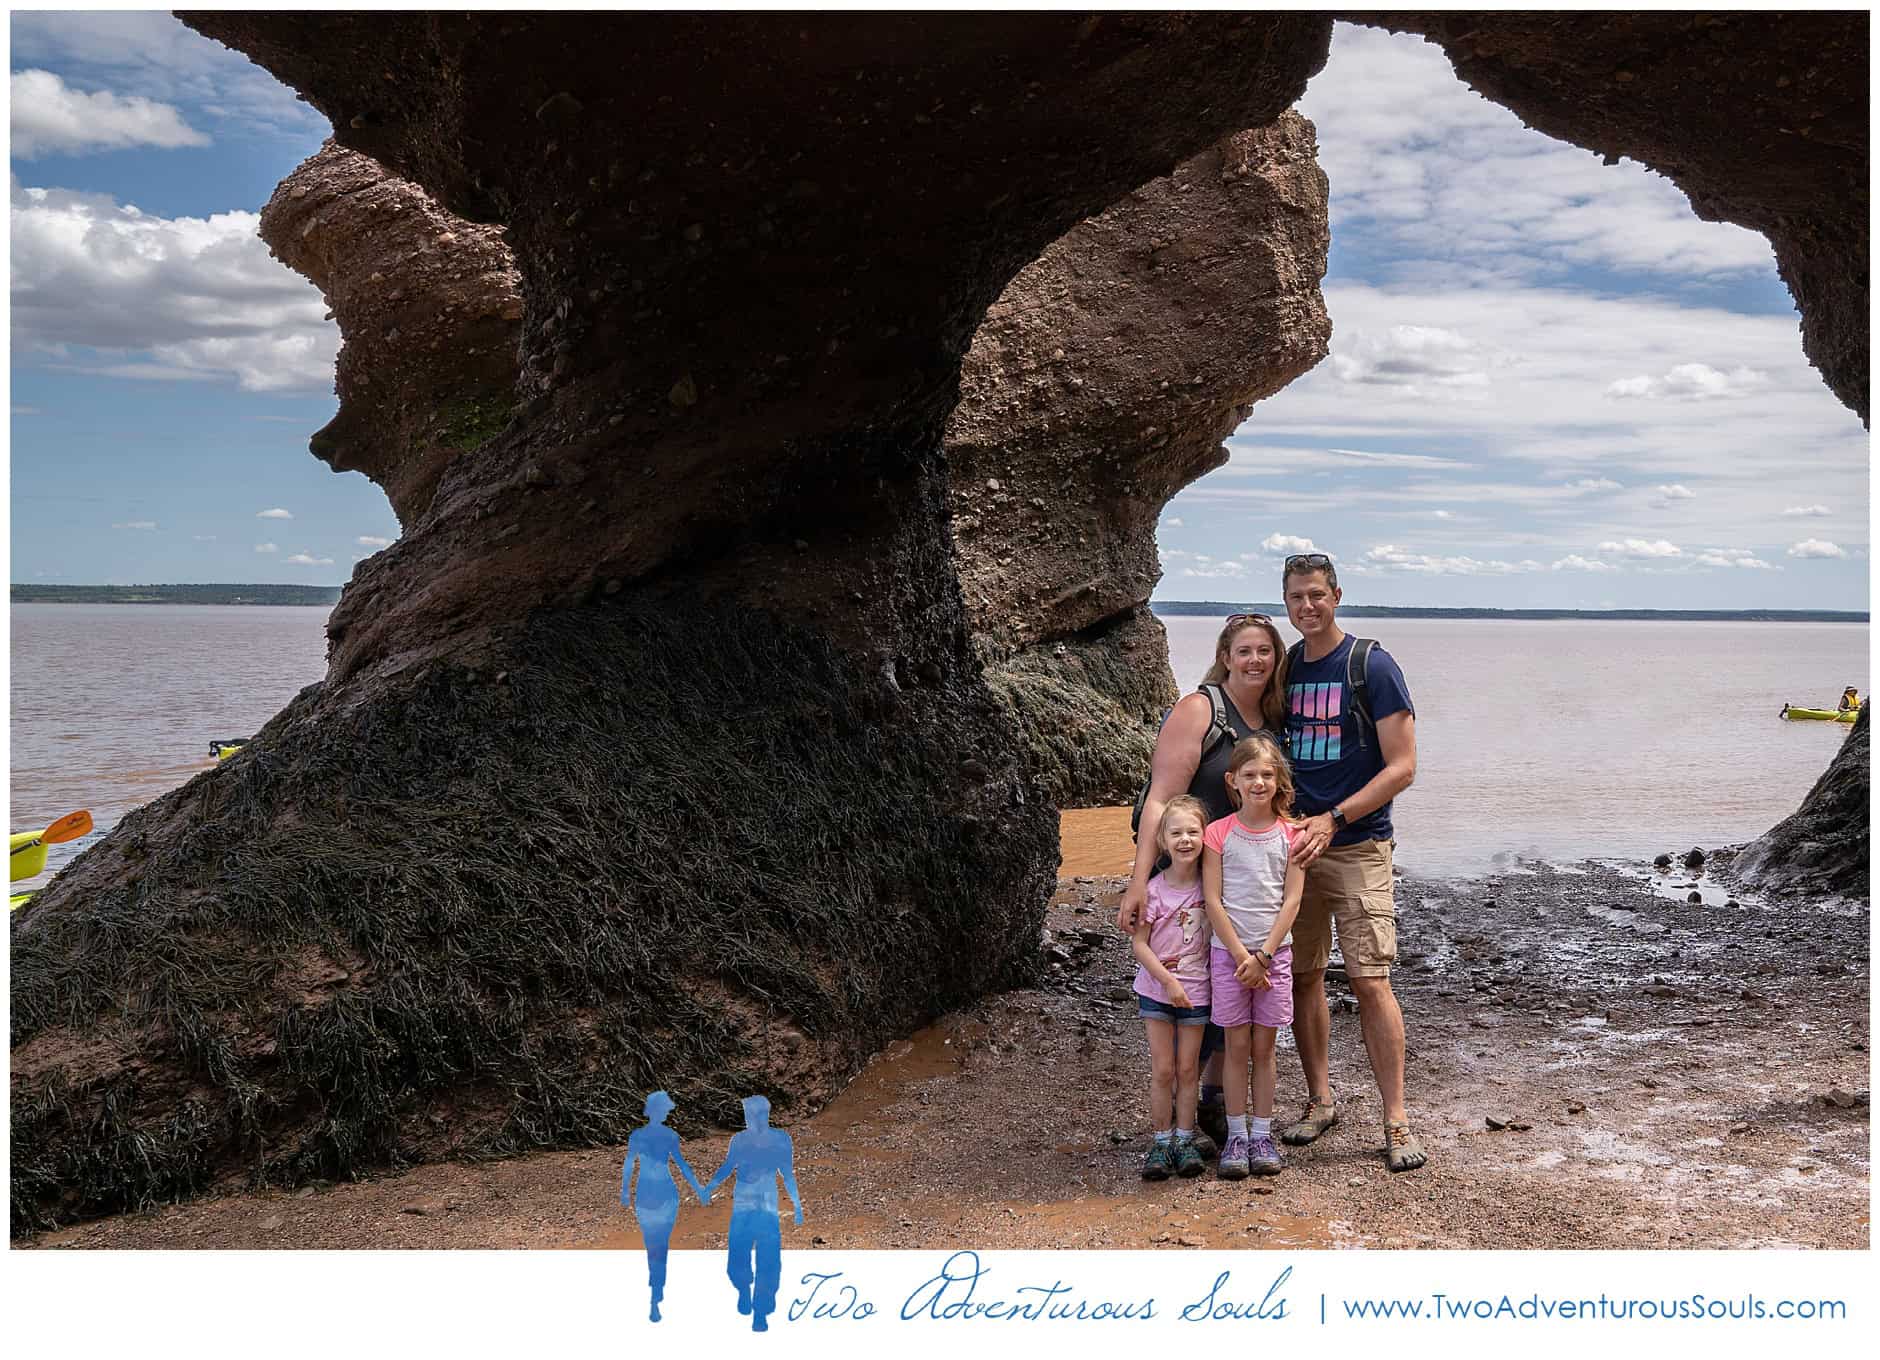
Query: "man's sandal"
1384 1120 1427 1172
1280 1098 1338 1146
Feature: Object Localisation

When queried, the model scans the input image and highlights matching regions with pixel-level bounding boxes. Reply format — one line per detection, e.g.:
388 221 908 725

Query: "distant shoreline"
11 584 341 606
1152 600 1869 624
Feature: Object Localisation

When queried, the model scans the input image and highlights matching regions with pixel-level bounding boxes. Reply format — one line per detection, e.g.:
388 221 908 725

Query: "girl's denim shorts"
1136 994 1211 1027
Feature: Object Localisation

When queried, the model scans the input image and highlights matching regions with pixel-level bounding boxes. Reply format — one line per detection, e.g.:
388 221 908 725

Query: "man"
1278 553 1426 1172
704 1095 805 1332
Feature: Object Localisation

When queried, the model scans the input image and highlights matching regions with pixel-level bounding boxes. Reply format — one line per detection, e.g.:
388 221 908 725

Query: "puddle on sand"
583 1015 1342 1252
1058 806 1136 878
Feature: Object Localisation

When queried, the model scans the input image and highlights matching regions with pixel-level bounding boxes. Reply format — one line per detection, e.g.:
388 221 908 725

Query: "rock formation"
12 12 1336 1232
260 142 523 526
1370 11 1870 424
953 116 1330 804
13 10 1871 1233
1729 706 1870 900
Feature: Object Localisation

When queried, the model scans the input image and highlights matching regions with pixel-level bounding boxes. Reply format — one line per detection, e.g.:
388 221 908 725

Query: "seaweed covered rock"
10 603 1056 1232
954 116 1330 803
260 140 523 525
1368 10 1870 423
1730 706 1870 900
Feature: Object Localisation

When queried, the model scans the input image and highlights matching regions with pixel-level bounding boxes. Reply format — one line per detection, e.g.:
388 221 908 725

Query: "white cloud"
192 534 216 542
10 69 209 158
1329 324 1498 396
256 507 294 520
1181 563 1249 579
357 535 393 548
12 404 41 416
10 180 338 393
1300 26 1775 285
1694 548 1776 569
1781 505 1831 518
254 542 278 554
111 519 157 530
1654 484 1696 500
1566 478 1622 492
1607 363 1769 401
285 553 335 567
1787 539 1847 559
1261 533 1319 555
1551 555 1619 572
1598 539 1683 559
9 12 328 144
1161 517 1184 528
1362 543 1542 576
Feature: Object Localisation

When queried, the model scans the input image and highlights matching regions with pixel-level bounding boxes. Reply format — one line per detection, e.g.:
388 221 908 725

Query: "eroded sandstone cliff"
954 116 1330 803
12 12 1336 1232
260 142 523 525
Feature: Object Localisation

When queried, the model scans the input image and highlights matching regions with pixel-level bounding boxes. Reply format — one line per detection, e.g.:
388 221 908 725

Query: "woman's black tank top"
1188 685 1265 824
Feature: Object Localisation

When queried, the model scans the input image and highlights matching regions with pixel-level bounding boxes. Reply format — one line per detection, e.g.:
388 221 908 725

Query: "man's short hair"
1282 552 1339 593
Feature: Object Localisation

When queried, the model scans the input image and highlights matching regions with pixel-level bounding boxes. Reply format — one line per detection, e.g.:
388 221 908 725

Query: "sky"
4 15 1871 608
1157 24 1869 610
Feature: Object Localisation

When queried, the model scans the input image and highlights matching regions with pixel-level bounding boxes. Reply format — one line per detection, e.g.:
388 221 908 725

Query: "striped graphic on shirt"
1288 681 1342 764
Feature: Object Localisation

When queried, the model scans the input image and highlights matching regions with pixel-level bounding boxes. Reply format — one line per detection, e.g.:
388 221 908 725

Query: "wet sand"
26 814 1870 1250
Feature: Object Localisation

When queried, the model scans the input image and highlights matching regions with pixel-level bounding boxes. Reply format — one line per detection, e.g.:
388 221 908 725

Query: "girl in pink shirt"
1130 794 1212 1180
1203 735 1305 1179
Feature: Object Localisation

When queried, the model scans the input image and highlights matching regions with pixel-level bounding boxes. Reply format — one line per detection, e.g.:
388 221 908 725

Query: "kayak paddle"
40 809 93 844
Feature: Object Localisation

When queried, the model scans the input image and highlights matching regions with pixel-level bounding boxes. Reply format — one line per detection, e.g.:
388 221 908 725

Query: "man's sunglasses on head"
1285 553 1334 571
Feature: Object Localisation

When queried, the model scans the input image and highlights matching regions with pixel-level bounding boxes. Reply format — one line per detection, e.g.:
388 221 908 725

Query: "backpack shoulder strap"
1347 637 1377 752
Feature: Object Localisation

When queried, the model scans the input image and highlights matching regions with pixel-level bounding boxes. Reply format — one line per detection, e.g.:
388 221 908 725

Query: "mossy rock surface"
11 599 1054 1234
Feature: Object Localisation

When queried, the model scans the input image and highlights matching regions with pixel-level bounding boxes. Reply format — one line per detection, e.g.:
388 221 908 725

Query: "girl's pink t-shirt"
1203 813 1298 952
1133 871 1211 1006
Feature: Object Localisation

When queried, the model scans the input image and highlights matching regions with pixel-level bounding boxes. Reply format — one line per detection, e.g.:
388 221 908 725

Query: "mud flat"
24 855 1868 1250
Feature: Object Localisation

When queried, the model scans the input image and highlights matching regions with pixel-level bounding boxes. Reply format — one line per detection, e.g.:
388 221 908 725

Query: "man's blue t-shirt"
1284 634 1414 847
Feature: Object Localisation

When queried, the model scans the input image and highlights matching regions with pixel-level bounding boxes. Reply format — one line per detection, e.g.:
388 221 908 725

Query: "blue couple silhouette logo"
622 1091 805 1330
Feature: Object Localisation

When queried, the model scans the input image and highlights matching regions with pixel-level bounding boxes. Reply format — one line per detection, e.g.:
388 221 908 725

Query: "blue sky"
5 17 1871 607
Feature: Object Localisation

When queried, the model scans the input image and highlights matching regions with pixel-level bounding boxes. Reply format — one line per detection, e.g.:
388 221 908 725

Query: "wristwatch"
1253 947 1273 966
1330 805 1348 831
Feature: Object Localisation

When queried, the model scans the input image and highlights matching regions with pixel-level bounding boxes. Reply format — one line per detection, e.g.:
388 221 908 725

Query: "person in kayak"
622 1090 709 1322
1839 686 1860 712
1116 612 1292 1150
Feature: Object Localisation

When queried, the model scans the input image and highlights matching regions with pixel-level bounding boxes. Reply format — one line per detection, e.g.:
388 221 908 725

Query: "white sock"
1175 1127 1196 1141
1154 1128 1173 1144
1250 1116 1272 1139
1226 1114 1249 1140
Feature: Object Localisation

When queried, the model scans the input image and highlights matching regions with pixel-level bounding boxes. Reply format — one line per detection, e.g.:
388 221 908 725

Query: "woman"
622 1089 709 1322
1116 612 1290 1142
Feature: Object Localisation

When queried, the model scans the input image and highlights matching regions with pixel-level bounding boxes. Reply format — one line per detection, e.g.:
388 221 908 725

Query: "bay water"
6 605 1866 888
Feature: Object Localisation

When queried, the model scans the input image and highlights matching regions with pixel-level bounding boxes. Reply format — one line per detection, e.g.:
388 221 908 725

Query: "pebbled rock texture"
260 141 524 526
951 115 1330 803
13 12 1336 1231
1729 705 1870 900
1367 11 1870 424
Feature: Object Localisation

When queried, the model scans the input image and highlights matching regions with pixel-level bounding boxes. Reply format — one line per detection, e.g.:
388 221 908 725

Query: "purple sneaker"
1248 1133 1283 1176
1217 1133 1251 1179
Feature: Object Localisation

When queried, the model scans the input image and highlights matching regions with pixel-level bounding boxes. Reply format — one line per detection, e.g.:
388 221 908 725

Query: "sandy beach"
23 809 1868 1252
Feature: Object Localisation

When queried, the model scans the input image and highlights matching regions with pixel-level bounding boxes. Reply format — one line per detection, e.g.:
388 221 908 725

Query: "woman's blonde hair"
1200 614 1289 732
1158 794 1209 848
1222 733 1297 820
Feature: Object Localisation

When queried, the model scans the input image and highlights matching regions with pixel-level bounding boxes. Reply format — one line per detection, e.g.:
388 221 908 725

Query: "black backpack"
1130 682 1239 837
1283 636 1378 753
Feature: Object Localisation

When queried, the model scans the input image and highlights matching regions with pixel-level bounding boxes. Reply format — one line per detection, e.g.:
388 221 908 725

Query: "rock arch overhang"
10 11 1866 1232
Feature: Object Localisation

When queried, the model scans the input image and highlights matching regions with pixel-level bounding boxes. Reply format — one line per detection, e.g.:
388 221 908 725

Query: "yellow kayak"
1782 703 1859 723
10 809 94 911
210 738 248 760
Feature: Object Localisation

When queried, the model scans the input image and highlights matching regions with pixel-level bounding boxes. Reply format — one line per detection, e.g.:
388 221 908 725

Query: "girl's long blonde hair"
1200 614 1289 733
1222 733 1298 821
1158 794 1209 849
